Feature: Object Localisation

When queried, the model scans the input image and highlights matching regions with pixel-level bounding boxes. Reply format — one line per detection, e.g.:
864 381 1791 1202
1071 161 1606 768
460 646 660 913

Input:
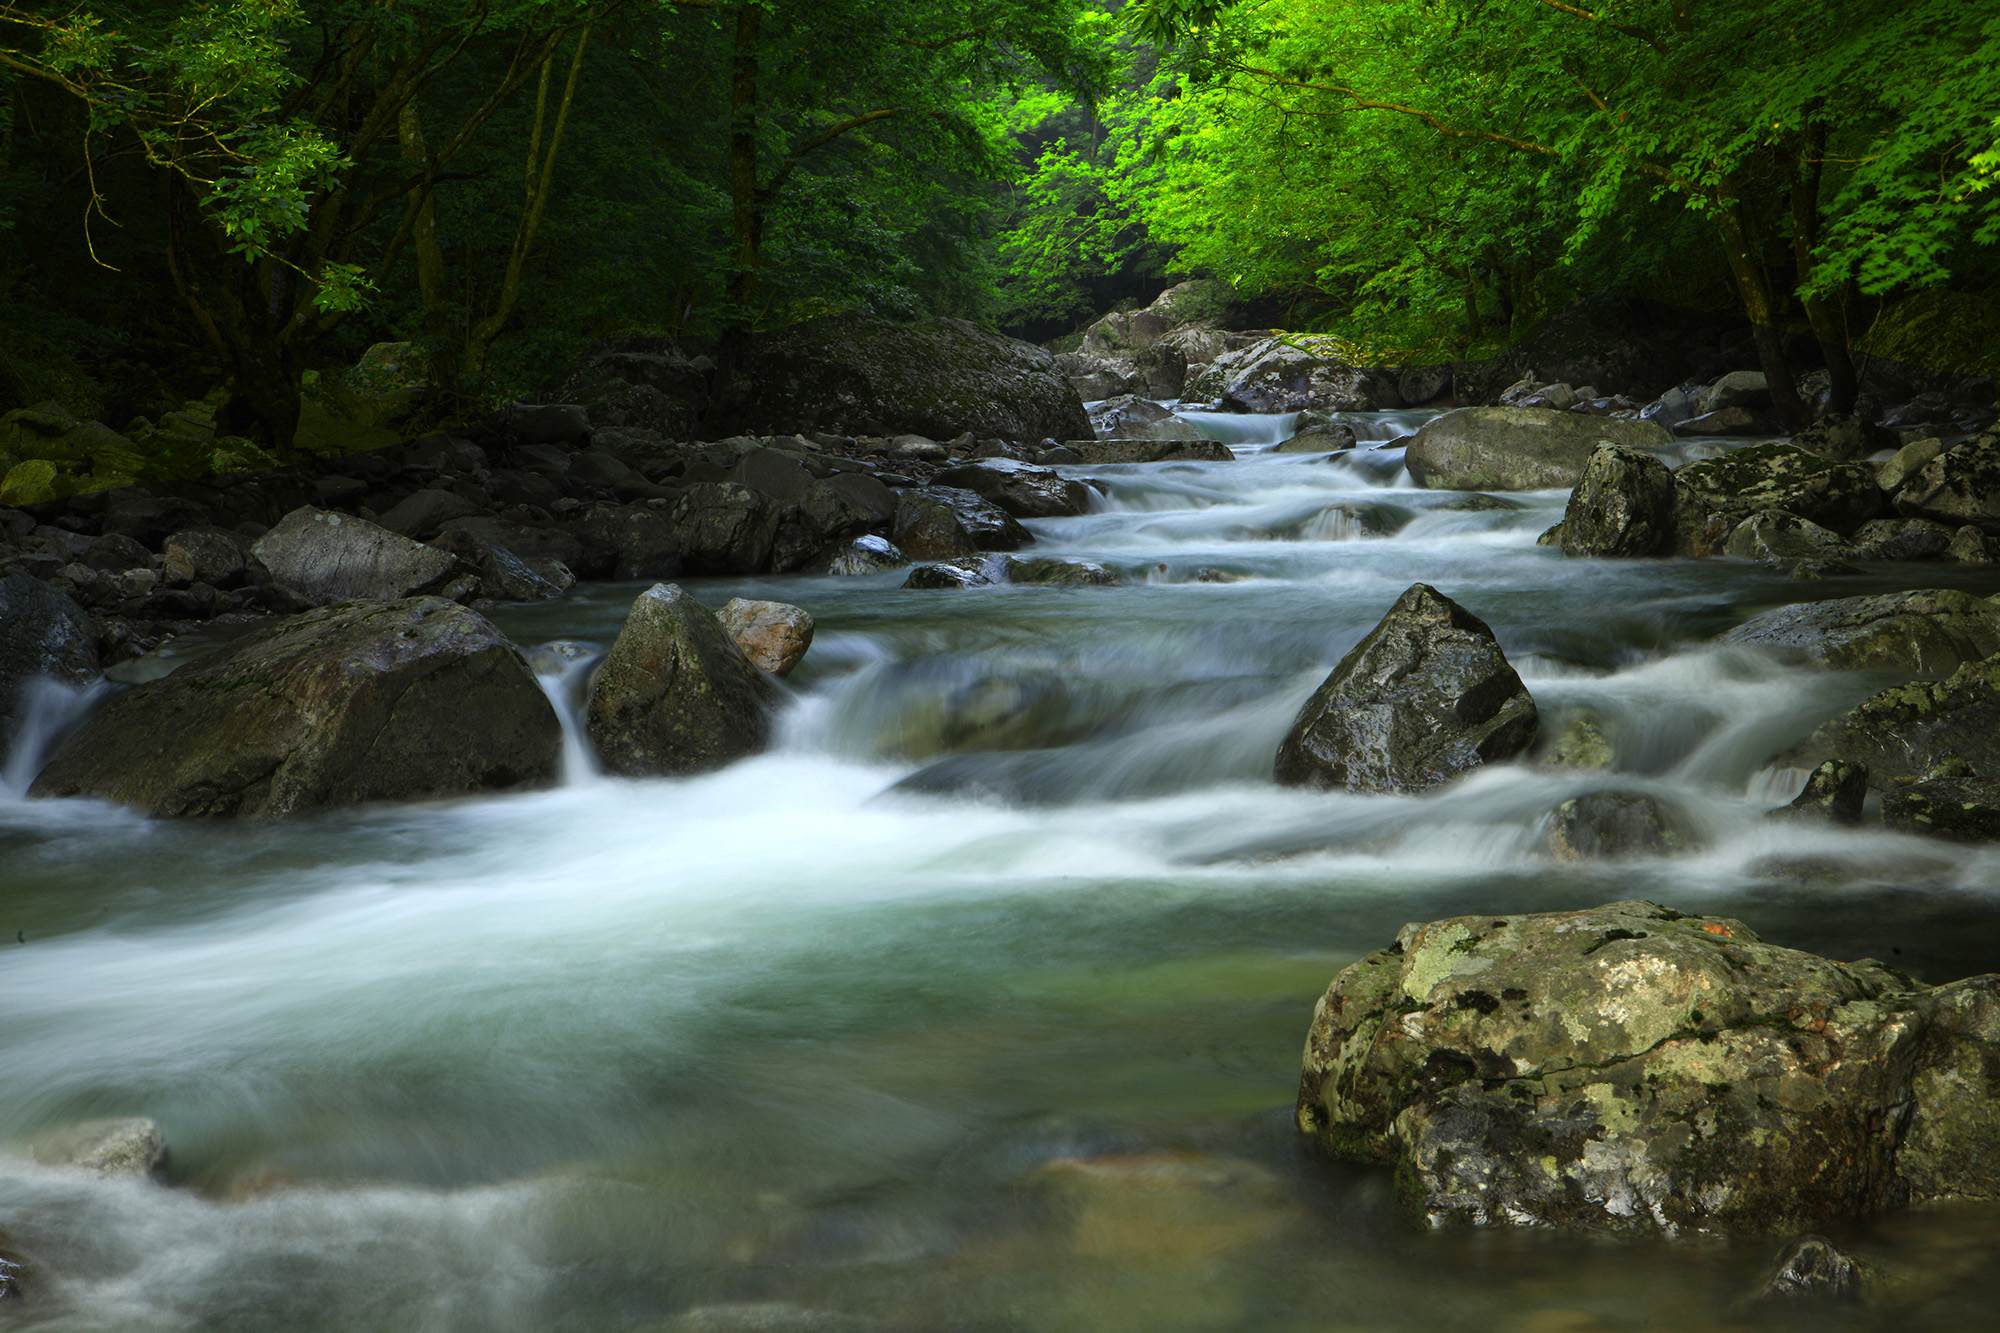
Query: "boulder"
160 527 249 588
0 571 97 754
703 315 1092 444
902 559 999 589
1063 439 1234 464
811 534 906 576
427 529 570 602
932 459 1093 519
1273 583 1538 793
31 598 561 816
377 488 485 539
1894 432 2000 534
717 598 814 677
1182 336 1381 413
1399 365 1452 405
1883 775 2000 842
101 493 211 546
1876 437 1946 492
670 482 779 574
1722 509 1859 568
1544 791 1691 859
251 506 465 606
891 487 1031 560
1759 1236 1862 1305
1004 556 1121 587
1678 409 1774 438
1295 900 2000 1234
1769 760 1869 825
1789 413 1877 463
1852 517 1954 561
1671 444 1884 552
1087 395 1205 442
584 584 778 776
568 502 681 581
1781 654 2000 787
31 1117 168 1180
1949 525 1992 562
1275 422 1359 453
1721 589 2000 672
1698 370 1772 415
1559 445 1676 557
1405 408 1673 491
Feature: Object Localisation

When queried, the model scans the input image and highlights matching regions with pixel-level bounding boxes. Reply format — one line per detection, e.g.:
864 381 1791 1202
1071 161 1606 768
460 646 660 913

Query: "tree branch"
1533 0 1668 54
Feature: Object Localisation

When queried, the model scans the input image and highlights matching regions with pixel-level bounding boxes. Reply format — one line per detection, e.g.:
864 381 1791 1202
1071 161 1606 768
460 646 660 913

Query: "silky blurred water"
4 416 2000 1331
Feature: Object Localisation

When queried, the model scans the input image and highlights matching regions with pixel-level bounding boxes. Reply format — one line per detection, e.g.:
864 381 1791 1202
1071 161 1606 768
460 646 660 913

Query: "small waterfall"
1171 410 1300 447
1 676 108 798
526 641 603 785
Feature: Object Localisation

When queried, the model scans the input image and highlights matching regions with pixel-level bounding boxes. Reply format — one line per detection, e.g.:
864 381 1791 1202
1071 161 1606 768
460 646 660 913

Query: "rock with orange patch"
1296 900 2000 1235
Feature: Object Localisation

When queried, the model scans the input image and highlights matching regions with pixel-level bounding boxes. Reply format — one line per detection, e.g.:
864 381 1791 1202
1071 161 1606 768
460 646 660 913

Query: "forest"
1 0 1995 464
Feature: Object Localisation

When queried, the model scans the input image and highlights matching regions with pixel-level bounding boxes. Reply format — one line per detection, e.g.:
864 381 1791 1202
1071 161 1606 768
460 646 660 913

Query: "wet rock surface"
891 487 1031 559
1406 408 1672 492
1670 444 1883 551
1274 583 1538 793
1296 900 2000 1235
718 598 814 677
1783 654 2000 787
1720 589 2000 671
31 598 561 816
585 583 779 776
30 1117 168 1180
1558 445 1676 557
251 506 465 606
0 571 97 751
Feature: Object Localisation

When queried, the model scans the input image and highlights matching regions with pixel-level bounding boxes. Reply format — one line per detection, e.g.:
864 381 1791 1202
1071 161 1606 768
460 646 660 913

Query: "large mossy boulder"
0 571 98 755
1296 900 2000 1235
1181 336 1383 413
251 506 465 606
31 598 560 817
1781 653 2000 787
1559 445 1677 556
1274 583 1538 793
1405 408 1673 492
1720 589 2000 672
1894 432 2000 535
705 315 1091 443
585 583 779 776
1671 444 1883 553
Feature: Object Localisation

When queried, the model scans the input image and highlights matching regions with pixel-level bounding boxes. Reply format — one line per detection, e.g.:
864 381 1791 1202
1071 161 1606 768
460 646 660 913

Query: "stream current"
6 412 2000 1330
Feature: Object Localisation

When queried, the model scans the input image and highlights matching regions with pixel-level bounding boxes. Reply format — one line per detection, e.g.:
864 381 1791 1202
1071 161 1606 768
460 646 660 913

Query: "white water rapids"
3 414 1999 1330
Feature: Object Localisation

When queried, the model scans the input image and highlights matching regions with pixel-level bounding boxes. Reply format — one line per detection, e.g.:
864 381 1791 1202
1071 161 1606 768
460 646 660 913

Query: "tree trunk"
1712 182 1808 431
1789 124 1857 415
399 101 449 336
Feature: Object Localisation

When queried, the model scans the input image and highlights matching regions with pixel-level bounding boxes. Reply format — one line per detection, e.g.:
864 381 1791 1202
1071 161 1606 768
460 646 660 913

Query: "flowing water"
6 417 2000 1331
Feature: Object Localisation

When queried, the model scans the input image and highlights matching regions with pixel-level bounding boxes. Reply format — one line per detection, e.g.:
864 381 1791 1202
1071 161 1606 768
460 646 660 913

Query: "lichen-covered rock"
1769 761 1869 825
1894 431 2000 534
1181 336 1381 413
0 571 97 756
31 599 559 816
1004 556 1121 587
31 1117 168 1180
1877 437 1946 493
1853 517 1954 561
584 584 778 776
1274 583 1538 793
891 486 1030 560
1671 444 1884 552
1063 439 1234 464
1720 589 2000 672
933 459 1094 519
1782 654 2000 787
717 598 813 677
250 506 465 606
1295 900 2000 1235
1722 509 1860 568
1882 776 2000 842
705 315 1092 443
1405 408 1673 492
1789 413 1878 463
1559 445 1676 556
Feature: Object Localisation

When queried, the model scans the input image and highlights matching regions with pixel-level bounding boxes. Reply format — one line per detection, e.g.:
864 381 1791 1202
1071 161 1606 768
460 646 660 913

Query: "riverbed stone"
1876 437 1946 493
1769 760 1869 825
161 526 249 589
1882 776 2000 843
0 571 97 755
1722 509 1860 568
31 598 561 816
1671 444 1883 553
891 486 1031 559
1544 791 1690 859
1894 431 2000 534
933 459 1093 519
1181 336 1380 413
31 1117 168 1180
1720 588 2000 672
1405 407 1673 492
670 482 780 575
1004 556 1121 587
1273 583 1538 793
1853 517 1955 561
717 598 814 677
1782 653 2000 787
585 583 778 776
251 506 465 606
1295 899 2000 1235
902 558 998 589
1559 445 1676 556
1087 394 1206 442
1062 438 1234 464
811 534 906 576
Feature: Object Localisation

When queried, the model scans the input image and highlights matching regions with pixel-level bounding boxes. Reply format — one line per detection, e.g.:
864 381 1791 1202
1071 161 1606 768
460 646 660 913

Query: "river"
4 413 1999 1330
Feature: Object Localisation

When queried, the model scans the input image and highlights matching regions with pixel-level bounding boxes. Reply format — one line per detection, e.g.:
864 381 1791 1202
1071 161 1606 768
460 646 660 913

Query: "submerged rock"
585 584 778 776
1004 556 1121 587
1544 791 1691 859
1295 900 2000 1235
1405 407 1672 492
31 1117 168 1180
250 506 465 606
33 599 560 816
1559 445 1676 557
1757 1235 1863 1305
1720 588 2000 672
718 598 814 677
1274 583 1538 793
